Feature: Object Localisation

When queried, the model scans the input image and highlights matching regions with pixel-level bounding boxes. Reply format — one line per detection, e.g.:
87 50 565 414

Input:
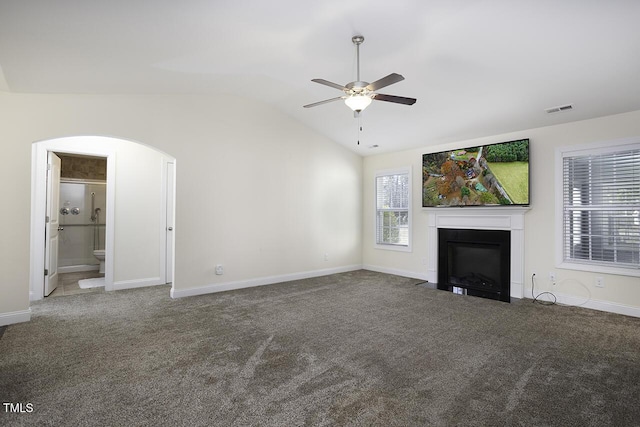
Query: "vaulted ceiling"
1 0 639 155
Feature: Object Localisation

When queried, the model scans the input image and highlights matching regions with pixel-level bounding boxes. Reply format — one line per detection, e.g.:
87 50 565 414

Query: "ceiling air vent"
545 104 574 114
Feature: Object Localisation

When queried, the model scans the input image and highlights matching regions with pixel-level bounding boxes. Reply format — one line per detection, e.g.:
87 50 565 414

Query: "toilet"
93 249 105 274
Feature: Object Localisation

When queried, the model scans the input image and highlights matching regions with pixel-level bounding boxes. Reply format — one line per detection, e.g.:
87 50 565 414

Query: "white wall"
363 110 640 316
0 91 363 323
170 97 363 296
110 139 166 284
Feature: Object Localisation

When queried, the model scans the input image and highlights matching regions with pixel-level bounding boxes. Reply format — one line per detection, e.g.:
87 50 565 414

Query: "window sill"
558 261 640 278
375 243 412 253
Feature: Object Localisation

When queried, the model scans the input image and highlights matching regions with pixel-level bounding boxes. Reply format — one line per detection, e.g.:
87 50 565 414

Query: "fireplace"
438 228 511 302
426 207 529 300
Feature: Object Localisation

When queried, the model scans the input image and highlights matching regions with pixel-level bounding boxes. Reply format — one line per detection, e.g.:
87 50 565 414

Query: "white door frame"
30 137 116 300
165 162 175 285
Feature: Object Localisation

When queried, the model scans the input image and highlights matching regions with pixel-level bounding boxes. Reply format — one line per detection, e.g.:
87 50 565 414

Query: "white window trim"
555 137 640 277
374 166 412 252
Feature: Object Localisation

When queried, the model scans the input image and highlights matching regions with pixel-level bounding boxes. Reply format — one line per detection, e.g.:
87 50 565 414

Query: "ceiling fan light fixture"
344 94 372 112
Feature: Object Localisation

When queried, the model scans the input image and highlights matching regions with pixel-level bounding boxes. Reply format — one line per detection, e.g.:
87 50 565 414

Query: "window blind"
562 148 640 269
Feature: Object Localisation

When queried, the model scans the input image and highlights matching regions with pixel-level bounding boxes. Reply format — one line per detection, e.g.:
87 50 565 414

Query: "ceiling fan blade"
311 79 347 91
303 97 345 108
366 73 405 91
372 93 417 105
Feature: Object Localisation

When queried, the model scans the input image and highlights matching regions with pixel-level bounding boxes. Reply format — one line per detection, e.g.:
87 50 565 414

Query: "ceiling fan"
303 35 417 114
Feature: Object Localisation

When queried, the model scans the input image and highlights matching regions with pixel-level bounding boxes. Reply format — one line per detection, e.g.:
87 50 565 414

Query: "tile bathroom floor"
48 271 105 298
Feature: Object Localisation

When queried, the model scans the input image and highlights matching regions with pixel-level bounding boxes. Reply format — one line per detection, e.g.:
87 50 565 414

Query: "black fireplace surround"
438 228 511 302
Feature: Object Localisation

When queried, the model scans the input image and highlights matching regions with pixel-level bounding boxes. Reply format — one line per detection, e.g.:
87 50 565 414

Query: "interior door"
166 162 175 284
44 152 61 296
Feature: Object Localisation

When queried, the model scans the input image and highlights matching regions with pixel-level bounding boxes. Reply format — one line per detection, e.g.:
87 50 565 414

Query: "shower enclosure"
58 180 106 272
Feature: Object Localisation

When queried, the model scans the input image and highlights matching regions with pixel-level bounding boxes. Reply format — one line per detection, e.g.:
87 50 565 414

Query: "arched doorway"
30 136 176 301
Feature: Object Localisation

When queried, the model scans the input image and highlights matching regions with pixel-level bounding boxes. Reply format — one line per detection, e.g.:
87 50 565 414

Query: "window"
556 139 640 276
375 168 411 251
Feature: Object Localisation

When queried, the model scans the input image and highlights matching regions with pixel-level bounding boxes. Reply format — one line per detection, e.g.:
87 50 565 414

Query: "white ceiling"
1 0 639 155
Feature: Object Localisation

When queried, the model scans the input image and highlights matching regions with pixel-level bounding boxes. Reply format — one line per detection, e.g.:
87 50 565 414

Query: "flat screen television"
422 139 530 207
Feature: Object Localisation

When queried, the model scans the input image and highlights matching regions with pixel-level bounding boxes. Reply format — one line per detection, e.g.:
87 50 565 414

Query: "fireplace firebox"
438 228 511 302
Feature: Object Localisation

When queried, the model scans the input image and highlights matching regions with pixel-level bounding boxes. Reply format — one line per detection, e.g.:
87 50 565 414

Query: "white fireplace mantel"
426 207 530 299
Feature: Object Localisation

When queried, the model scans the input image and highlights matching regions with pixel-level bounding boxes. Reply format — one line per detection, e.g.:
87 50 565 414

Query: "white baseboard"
364 269 637 317
112 277 164 291
0 308 32 326
170 264 362 299
526 289 640 318
362 264 429 281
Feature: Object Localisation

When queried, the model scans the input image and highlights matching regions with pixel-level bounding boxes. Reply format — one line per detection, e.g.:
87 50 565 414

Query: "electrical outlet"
595 277 605 288
324 253 329 261
549 272 556 285
215 264 224 275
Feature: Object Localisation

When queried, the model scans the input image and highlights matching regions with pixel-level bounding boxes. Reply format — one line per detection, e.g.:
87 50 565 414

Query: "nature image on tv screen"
422 139 529 207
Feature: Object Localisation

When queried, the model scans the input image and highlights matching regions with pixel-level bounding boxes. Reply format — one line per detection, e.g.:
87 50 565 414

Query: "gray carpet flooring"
1 270 639 426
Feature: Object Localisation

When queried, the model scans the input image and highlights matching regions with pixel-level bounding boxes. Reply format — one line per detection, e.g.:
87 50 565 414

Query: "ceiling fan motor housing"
345 81 371 95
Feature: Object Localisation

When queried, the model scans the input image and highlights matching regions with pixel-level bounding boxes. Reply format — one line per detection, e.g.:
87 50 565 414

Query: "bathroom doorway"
48 153 109 297
30 136 176 301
